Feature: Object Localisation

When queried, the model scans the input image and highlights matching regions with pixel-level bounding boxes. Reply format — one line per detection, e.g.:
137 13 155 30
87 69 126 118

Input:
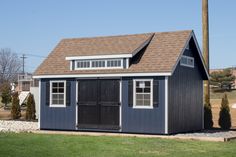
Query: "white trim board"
66 54 132 60
38 79 41 129
33 72 172 79
164 76 168 134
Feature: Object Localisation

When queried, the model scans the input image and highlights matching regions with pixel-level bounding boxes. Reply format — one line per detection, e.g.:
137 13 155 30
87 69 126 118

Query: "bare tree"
0 48 21 84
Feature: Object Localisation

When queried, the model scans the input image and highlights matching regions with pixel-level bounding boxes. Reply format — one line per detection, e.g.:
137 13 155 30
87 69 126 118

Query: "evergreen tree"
11 92 21 119
210 68 236 90
26 93 36 120
219 93 231 129
204 94 213 129
0 82 11 107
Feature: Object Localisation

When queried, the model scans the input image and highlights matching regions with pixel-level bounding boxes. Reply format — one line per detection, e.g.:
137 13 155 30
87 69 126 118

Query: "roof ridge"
61 30 192 41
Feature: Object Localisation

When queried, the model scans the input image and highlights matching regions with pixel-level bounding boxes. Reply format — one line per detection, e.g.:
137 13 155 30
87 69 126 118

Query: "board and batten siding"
168 47 204 134
40 79 76 130
121 77 166 134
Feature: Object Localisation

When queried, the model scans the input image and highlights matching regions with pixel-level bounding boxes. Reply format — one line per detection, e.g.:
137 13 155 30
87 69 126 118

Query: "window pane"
145 81 150 87
52 88 58 93
107 61 111 67
58 94 64 99
144 88 150 93
52 99 58 105
136 100 143 106
59 83 64 87
117 60 121 66
136 88 143 93
144 99 150 106
136 94 143 100
52 83 58 88
52 94 58 99
58 100 64 105
59 88 64 93
144 94 150 99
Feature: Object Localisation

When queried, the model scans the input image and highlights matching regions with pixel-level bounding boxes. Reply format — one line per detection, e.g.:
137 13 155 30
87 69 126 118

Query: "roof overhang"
33 72 172 79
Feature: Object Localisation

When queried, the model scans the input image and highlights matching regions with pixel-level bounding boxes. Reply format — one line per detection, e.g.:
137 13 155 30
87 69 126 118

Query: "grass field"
0 133 236 157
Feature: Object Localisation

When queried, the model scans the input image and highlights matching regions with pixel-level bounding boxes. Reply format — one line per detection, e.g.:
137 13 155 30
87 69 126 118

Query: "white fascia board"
33 72 171 79
65 54 133 60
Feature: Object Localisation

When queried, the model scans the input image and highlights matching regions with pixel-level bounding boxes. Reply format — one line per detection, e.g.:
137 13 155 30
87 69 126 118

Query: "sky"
0 0 235 72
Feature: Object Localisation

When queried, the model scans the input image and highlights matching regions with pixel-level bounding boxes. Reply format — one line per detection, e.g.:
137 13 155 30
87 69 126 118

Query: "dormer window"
74 59 123 70
180 55 194 68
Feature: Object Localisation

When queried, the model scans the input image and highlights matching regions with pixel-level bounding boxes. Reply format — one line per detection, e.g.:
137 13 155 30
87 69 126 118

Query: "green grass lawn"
0 133 236 157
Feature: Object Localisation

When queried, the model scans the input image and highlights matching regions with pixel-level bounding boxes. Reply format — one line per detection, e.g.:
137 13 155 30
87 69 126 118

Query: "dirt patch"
211 99 236 128
0 107 26 120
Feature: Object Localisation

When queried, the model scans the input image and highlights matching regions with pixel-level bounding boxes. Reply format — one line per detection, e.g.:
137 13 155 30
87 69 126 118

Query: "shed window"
75 59 123 70
50 81 66 107
133 79 153 109
180 55 194 68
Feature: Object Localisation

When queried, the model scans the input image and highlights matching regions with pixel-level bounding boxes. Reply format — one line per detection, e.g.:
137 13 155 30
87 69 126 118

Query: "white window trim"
49 80 66 107
74 59 123 70
180 55 194 68
133 79 153 109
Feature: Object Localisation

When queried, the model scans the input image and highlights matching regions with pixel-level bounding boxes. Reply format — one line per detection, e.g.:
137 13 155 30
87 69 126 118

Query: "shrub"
25 93 36 120
11 92 21 119
0 82 11 107
204 94 213 129
219 93 231 129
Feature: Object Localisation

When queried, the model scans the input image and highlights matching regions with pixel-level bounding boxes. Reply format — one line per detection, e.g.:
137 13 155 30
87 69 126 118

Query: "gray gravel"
0 120 38 133
175 130 236 138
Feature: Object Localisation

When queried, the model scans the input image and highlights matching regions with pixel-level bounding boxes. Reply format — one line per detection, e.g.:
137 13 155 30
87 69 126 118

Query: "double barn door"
77 79 120 130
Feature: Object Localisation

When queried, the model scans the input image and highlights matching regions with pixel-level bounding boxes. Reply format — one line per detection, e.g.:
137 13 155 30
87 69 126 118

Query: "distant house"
33 30 208 134
17 73 39 119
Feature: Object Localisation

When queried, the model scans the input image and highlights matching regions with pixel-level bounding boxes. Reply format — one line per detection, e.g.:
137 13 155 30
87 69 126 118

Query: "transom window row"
75 59 123 69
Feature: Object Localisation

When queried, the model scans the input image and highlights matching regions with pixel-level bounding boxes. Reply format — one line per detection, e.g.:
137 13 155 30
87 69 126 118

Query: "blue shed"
34 30 209 134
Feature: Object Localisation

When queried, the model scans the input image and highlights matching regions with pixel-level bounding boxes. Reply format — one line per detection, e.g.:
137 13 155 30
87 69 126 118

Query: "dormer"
65 54 132 70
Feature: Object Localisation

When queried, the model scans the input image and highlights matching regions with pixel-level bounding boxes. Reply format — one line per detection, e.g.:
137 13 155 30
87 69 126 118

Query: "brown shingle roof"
34 30 192 76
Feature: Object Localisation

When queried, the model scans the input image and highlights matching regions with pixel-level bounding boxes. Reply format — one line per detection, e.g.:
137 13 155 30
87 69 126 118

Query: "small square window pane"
59 88 64 93
136 88 143 93
52 88 58 93
136 82 140 87
144 88 150 93
58 100 64 105
52 83 58 88
136 100 143 106
145 81 150 87
59 83 64 87
144 94 150 99
52 94 58 99
144 100 151 106
136 94 143 100
58 94 64 99
52 99 58 105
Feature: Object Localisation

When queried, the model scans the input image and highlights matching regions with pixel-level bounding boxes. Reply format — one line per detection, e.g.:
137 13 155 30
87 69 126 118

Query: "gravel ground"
0 120 38 133
0 120 236 141
175 130 236 138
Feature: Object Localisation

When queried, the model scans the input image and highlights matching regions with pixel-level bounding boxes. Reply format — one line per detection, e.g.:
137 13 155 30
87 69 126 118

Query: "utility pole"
20 54 27 74
203 0 210 101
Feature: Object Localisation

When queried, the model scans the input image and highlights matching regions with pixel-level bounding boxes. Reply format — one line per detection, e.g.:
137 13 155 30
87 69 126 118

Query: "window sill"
49 105 66 108
133 106 153 109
